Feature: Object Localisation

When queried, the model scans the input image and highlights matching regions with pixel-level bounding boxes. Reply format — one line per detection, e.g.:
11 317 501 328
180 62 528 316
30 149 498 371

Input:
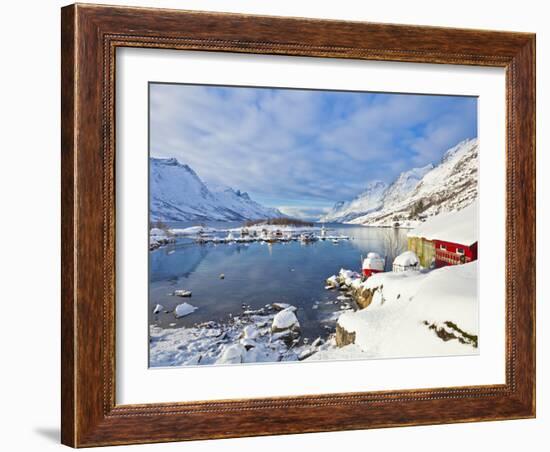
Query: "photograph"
148 83 480 367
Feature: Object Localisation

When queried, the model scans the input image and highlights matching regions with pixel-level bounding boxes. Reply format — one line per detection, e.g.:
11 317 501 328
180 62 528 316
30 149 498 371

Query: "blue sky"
150 83 477 219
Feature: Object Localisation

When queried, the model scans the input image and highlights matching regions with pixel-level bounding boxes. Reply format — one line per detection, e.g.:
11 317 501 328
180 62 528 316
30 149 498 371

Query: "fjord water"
149 223 407 341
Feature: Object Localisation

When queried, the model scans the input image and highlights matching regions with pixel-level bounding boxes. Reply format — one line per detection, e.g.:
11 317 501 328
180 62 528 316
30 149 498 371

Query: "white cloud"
150 84 476 206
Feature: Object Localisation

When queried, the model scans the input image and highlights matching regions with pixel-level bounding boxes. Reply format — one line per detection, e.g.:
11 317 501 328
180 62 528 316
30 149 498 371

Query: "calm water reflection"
149 223 407 341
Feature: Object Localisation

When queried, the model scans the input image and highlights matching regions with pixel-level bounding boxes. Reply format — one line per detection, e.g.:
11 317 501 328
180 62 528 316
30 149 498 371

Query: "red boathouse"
434 239 478 268
407 202 478 269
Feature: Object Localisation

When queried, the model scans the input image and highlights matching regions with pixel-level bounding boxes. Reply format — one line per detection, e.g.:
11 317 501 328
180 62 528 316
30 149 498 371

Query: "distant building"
407 202 478 268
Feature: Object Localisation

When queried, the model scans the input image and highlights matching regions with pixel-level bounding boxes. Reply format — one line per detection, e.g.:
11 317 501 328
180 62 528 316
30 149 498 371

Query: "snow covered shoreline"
150 302 333 367
149 206 478 366
149 261 478 367
312 262 478 361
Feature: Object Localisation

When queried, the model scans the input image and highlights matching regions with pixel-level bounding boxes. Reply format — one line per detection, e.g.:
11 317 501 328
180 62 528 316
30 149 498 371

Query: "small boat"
331 238 339 244
299 233 316 243
362 252 385 278
174 289 192 297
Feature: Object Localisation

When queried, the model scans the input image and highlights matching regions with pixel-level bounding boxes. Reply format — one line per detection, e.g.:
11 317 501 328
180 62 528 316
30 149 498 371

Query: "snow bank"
169 226 218 236
336 261 478 358
408 202 478 245
149 228 175 250
393 250 419 267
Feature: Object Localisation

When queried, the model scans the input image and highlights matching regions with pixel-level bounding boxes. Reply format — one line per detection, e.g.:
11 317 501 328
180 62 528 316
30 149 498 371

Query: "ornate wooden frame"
61 3 536 447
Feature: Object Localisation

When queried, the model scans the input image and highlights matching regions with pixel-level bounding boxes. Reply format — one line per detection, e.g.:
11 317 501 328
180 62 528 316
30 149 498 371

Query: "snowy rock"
240 338 257 350
174 302 198 318
153 304 163 314
150 228 166 237
271 330 293 342
174 289 192 297
242 325 259 340
311 337 323 347
336 323 356 347
335 268 361 288
216 344 245 364
272 302 296 312
271 307 300 333
298 348 316 360
325 275 339 289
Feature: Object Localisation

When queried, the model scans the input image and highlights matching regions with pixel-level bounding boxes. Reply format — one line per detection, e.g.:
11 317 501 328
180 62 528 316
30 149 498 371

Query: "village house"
407 202 478 268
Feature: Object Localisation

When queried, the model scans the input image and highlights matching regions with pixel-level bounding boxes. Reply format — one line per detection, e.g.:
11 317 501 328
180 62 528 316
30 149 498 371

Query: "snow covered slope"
321 180 388 223
150 157 284 222
322 138 478 226
309 261 478 361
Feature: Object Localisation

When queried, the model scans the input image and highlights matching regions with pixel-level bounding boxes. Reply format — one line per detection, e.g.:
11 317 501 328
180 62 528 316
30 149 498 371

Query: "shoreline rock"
326 269 381 310
335 323 356 347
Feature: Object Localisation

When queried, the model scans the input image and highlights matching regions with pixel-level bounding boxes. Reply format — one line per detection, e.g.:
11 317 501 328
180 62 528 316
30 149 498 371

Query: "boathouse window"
457 248 465 255
439 244 446 250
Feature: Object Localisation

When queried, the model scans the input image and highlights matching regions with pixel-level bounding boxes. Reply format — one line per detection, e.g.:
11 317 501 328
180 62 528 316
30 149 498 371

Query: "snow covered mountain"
150 158 284 222
321 180 388 223
321 138 478 226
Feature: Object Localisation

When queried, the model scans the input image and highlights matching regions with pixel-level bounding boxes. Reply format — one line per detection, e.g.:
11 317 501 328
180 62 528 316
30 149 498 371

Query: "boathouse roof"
407 201 478 246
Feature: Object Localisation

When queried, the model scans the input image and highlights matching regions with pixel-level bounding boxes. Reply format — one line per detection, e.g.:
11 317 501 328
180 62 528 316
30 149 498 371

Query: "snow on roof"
363 252 385 270
393 251 419 267
407 202 478 246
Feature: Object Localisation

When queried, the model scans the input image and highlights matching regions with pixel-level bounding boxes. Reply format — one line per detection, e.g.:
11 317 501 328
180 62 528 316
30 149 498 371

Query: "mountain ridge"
321 138 478 226
150 157 284 222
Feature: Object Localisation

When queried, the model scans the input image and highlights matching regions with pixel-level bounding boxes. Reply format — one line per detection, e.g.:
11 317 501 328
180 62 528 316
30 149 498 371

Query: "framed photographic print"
61 3 536 447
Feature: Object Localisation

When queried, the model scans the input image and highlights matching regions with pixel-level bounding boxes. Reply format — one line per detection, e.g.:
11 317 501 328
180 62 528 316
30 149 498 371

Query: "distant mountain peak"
150 158 284 222
321 179 388 223
365 180 386 189
321 138 478 225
